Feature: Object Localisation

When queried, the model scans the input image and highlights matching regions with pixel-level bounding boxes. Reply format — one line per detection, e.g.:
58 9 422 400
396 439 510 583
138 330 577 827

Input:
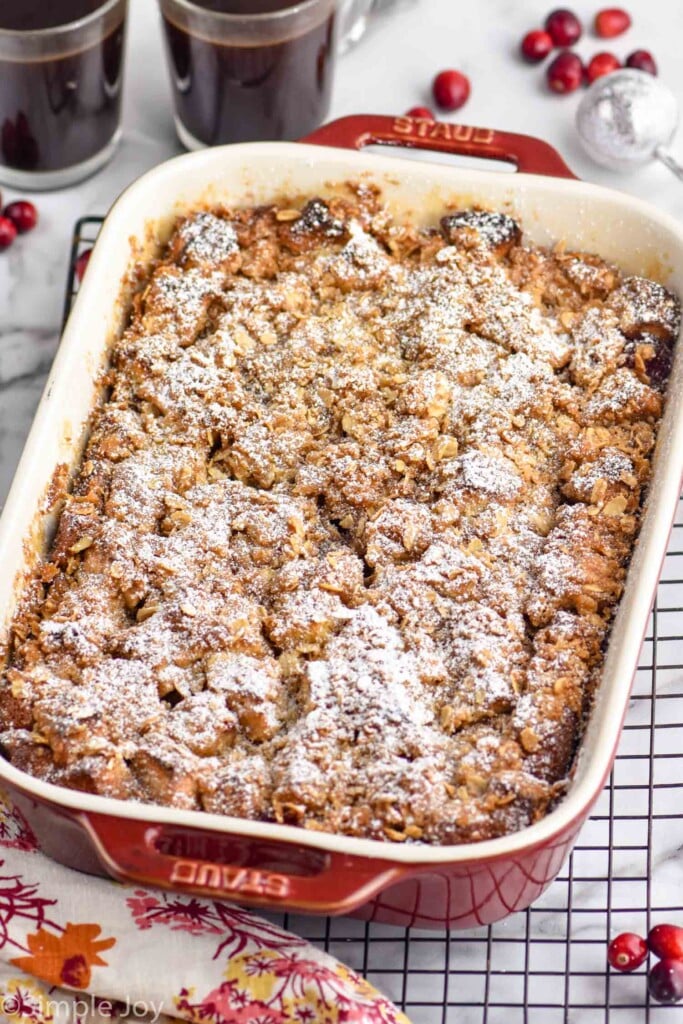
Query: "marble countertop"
0 1 682 1020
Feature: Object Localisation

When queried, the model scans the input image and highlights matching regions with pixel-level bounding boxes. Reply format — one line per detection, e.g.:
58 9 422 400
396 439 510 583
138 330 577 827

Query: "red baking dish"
1 115 682 929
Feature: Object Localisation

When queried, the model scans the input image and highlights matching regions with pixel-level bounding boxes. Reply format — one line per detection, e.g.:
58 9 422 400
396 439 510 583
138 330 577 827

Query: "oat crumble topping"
0 191 678 845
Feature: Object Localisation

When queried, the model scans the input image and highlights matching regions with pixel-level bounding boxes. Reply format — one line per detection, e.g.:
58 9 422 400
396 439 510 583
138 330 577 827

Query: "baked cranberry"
545 8 582 46
594 8 632 38
638 341 674 390
520 29 554 63
75 248 92 282
607 932 648 972
405 106 435 120
546 51 584 93
4 199 37 234
648 959 683 1004
626 49 658 75
432 69 471 112
648 924 683 962
0 215 17 251
586 52 621 83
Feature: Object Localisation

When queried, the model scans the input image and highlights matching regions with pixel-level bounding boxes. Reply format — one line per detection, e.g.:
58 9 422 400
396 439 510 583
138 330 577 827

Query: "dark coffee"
0 1 105 32
161 0 337 146
0 0 126 174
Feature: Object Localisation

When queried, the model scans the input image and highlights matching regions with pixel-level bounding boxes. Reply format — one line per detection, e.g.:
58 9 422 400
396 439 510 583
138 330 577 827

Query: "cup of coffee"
0 0 128 191
158 0 338 148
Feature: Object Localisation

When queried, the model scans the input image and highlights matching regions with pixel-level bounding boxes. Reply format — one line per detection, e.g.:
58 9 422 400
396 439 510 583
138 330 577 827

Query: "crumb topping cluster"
0 190 678 844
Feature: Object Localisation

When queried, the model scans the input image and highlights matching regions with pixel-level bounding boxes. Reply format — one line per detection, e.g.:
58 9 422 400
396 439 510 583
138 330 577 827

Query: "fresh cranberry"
607 932 648 972
405 106 435 120
520 29 554 63
4 199 37 234
546 51 584 94
544 8 582 46
0 215 17 251
432 69 471 112
586 51 621 83
75 248 93 282
594 8 632 38
648 924 683 961
626 49 658 75
648 959 683 1004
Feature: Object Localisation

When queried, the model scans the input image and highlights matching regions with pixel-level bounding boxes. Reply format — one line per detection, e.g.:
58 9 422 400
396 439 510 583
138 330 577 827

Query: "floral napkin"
0 791 410 1024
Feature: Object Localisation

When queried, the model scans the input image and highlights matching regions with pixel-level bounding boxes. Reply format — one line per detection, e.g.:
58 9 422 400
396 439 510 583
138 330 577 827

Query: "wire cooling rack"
65 217 683 1023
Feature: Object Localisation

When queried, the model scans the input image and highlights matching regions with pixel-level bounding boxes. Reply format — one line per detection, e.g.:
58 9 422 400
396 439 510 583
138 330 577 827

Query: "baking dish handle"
82 814 409 914
300 114 577 179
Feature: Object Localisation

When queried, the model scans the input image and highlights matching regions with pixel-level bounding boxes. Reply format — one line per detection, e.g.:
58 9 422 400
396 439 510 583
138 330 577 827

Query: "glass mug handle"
337 0 375 52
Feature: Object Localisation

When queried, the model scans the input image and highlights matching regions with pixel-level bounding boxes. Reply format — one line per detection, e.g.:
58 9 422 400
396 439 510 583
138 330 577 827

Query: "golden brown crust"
0 193 678 844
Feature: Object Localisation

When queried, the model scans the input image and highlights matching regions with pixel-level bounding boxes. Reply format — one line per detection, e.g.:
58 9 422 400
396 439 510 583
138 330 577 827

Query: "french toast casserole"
0 188 679 845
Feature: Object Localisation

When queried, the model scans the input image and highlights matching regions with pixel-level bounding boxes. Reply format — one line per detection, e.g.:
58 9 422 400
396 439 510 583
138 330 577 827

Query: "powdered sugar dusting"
179 212 239 264
1 192 677 845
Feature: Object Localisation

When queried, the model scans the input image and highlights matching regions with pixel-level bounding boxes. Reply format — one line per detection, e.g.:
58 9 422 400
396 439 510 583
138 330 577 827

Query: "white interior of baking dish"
1 141 682 867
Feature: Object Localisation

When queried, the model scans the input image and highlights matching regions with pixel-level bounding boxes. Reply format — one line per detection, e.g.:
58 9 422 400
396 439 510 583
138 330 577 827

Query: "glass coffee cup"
158 0 338 149
0 0 128 191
